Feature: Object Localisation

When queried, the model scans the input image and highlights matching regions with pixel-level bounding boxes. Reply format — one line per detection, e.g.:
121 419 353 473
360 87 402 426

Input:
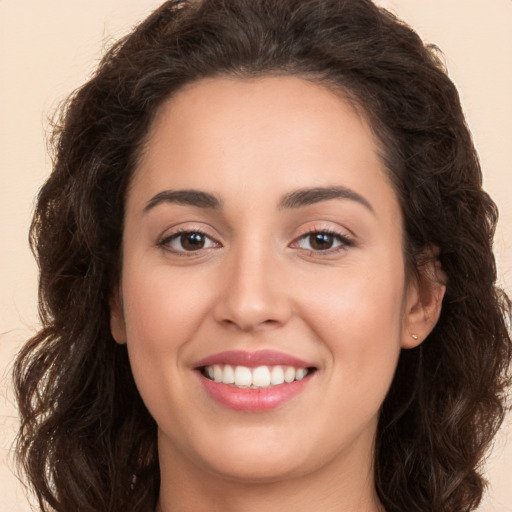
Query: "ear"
402 247 446 349
109 287 127 345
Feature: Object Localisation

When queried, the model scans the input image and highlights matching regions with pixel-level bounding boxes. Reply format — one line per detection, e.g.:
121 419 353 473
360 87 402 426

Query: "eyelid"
290 223 355 255
294 229 352 247
156 222 355 256
157 225 222 255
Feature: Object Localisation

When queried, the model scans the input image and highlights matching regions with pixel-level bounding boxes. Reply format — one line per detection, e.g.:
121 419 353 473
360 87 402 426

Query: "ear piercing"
411 334 419 340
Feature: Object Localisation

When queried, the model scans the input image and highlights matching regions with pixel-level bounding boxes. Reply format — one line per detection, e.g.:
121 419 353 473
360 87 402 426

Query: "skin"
110 76 445 512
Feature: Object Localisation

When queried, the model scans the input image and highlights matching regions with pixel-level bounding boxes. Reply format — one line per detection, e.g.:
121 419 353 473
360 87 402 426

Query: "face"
111 76 435 486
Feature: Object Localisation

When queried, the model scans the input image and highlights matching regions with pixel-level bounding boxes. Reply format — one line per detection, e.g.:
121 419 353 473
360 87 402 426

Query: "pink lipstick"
195 350 311 368
195 350 316 412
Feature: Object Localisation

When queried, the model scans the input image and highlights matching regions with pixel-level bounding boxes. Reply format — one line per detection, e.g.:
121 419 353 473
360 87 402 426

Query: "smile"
202 364 310 388
195 350 317 411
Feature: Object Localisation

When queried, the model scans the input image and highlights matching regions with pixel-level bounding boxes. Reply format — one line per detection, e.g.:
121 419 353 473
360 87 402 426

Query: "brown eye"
180 232 206 250
308 233 335 250
294 230 351 253
162 231 218 253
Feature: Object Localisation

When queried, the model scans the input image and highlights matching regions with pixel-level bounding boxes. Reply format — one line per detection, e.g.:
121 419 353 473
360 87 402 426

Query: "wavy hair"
14 1 511 511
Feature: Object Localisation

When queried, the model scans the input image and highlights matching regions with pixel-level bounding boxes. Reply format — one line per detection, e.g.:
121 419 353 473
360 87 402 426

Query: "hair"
14 1 511 511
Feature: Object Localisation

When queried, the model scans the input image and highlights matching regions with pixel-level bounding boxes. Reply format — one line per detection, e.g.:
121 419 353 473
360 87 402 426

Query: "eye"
293 230 352 253
159 230 219 253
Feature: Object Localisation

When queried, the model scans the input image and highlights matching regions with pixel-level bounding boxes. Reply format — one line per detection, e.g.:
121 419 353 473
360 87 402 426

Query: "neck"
157 481 383 512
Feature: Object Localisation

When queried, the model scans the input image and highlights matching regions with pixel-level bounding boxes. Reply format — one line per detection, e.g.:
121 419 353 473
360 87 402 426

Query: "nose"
213 242 293 332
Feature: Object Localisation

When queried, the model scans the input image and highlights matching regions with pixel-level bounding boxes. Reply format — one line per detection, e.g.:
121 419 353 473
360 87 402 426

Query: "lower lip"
198 373 313 412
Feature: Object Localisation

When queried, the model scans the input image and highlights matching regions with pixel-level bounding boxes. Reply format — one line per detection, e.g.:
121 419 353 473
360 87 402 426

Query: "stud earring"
411 334 419 340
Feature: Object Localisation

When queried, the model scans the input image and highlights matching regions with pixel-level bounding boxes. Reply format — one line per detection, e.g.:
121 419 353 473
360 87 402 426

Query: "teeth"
270 365 285 385
222 364 235 384
234 365 252 387
204 364 310 388
213 364 223 383
284 366 296 383
252 366 271 387
296 368 307 380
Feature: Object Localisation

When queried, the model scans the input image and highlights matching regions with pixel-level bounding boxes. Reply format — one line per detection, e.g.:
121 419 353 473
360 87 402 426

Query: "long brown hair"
14 1 511 511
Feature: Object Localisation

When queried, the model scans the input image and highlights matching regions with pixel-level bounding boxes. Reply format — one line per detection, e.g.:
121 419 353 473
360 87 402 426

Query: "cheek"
295 257 406 394
119 259 216 385
119 263 218 427
299 256 405 333
122 257 210 336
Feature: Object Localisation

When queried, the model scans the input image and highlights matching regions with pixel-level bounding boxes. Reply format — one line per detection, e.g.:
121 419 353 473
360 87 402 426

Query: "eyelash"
290 228 354 255
157 227 354 256
157 228 219 256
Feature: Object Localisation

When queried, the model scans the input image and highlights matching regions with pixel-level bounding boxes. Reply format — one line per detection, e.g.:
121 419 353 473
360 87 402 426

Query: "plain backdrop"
1 1 511 510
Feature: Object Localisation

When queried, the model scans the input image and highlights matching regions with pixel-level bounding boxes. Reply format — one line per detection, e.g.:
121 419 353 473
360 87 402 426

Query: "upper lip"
194 350 314 369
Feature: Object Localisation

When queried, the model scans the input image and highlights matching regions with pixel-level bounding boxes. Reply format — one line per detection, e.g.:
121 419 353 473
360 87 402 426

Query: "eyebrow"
143 185 373 214
278 186 374 213
144 189 222 212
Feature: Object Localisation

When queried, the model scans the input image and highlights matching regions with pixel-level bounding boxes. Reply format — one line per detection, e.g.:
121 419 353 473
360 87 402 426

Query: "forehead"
130 75 399 220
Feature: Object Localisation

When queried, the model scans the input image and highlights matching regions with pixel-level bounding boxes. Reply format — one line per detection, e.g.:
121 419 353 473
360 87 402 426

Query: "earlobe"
402 249 446 349
109 289 127 345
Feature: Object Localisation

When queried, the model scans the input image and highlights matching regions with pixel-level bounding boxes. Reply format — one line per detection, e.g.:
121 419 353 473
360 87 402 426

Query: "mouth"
194 350 317 412
199 364 315 389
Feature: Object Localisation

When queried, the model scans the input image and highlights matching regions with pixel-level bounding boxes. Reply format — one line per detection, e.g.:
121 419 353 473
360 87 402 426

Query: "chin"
179 427 314 483
207 456 308 484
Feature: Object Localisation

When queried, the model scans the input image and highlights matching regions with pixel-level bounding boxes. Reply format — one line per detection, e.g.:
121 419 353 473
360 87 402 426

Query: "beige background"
1 1 511 510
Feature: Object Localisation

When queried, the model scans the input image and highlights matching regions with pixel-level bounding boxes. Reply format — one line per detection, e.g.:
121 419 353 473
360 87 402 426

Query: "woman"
13 0 511 511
